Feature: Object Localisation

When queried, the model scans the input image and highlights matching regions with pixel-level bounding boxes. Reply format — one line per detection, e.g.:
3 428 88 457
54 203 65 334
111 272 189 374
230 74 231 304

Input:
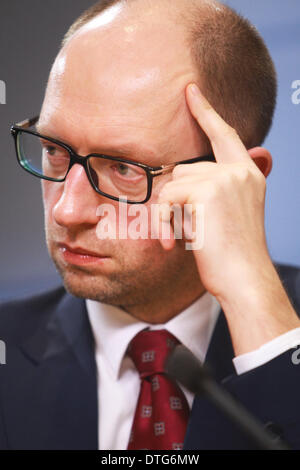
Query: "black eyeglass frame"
11 115 216 204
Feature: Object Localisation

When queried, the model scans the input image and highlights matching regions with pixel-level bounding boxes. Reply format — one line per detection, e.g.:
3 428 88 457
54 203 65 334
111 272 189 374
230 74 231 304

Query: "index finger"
186 83 254 165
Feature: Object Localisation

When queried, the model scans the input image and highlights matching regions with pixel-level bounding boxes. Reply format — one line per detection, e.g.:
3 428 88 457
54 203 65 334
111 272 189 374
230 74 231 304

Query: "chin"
54 262 129 305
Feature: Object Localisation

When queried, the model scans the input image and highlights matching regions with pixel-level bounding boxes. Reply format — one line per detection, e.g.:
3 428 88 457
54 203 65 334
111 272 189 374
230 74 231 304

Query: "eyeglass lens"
17 131 149 202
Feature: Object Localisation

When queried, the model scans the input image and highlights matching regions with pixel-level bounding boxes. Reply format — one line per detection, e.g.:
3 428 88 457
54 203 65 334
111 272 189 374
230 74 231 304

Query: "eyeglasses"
10 116 216 204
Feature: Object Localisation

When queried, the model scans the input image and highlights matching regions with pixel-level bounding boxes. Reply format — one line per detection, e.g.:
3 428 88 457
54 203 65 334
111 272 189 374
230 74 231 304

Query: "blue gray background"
0 0 299 301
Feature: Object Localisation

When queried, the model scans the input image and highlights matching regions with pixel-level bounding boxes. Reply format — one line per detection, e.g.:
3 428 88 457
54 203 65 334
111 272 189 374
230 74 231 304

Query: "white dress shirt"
86 292 300 450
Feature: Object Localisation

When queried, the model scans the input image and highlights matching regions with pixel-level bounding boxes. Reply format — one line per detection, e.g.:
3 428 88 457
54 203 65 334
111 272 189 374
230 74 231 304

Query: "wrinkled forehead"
42 6 196 129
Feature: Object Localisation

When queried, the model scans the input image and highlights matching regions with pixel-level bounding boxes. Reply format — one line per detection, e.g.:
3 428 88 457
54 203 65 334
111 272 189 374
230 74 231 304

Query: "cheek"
41 180 62 220
115 237 165 269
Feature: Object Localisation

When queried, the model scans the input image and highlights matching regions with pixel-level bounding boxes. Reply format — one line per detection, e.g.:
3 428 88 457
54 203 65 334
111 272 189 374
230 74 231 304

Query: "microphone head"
165 344 209 395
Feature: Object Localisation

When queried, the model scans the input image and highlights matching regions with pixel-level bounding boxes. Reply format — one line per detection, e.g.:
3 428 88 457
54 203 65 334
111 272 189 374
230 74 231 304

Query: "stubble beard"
49 240 192 313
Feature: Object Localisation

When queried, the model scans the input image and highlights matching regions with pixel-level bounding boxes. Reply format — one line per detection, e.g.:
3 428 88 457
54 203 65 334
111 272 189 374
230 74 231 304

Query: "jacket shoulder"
0 285 67 341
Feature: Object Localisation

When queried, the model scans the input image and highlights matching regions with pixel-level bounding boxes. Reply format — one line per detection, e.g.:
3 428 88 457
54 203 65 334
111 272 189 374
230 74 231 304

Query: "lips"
58 243 108 258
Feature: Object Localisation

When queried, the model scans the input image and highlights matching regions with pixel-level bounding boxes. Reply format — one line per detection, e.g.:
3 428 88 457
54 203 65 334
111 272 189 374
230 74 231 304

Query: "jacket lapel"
204 308 235 381
1 291 98 449
183 309 236 449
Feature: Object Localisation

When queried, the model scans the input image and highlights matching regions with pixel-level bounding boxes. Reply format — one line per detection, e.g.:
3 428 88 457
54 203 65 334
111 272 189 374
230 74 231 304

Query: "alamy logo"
0 340 6 365
291 345 300 365
0 80 6 104
95 199 205 251
291 80 300 105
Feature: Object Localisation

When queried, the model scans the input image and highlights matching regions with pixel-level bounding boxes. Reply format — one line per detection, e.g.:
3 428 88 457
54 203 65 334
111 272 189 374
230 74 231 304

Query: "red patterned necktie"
126 329 190 450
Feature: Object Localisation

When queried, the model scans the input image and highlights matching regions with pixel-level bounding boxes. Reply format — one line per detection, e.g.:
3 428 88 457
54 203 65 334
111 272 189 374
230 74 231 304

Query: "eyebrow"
35 123 162 164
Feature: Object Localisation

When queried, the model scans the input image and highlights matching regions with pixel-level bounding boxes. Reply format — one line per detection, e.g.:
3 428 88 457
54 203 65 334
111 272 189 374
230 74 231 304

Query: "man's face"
39 3 207 316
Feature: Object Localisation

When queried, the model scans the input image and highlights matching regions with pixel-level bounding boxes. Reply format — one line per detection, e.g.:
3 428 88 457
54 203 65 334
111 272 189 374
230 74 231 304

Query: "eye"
40 139 68 159
40 139 59 155
112 163 142 179
116 163 130 176
44 145 57 156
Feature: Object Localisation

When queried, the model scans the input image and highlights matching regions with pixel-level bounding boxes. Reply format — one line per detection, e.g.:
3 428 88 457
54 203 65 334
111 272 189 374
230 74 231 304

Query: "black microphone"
165 344 290 450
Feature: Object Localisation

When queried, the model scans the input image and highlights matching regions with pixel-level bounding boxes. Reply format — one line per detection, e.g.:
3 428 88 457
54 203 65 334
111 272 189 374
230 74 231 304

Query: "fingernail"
189 84 200 96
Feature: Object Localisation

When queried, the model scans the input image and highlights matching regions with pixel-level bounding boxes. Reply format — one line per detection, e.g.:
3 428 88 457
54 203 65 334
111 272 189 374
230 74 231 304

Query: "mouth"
58 243 111 266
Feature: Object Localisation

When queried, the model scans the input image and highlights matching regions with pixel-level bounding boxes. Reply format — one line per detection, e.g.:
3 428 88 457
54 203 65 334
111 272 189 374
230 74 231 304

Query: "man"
1 0 300 450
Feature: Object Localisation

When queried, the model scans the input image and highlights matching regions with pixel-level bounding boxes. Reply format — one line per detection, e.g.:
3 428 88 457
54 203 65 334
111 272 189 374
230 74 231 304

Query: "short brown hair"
62 0 277 149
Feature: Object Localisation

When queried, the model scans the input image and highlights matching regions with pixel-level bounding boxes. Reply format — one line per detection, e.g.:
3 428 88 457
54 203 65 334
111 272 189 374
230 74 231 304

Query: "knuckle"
233 164 258 184
248 165 266 186
172 164 186 179
237 165 251 182
256 169 267 186
235 164 266 194
257 171 267 193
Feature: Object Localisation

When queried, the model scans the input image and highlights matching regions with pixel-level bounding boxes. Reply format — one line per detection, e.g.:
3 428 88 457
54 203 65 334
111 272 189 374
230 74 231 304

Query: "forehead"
39 5 199 161
45 6 196 115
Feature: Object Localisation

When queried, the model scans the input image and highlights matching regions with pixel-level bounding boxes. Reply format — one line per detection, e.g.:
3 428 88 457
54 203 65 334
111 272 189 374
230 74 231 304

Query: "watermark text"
291 80 300 105
95 199 205 251
0 340 6 365
0 80 6 104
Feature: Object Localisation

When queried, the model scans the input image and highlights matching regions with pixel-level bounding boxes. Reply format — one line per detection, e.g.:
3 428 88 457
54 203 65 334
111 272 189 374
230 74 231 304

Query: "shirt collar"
86 291 220 381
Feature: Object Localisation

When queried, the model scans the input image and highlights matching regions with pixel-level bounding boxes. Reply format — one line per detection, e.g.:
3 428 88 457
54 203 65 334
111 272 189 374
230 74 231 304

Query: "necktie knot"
127 329 179 379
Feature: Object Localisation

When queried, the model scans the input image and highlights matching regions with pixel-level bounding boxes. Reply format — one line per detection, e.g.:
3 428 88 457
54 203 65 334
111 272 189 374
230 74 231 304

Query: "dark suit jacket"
0 263 300 450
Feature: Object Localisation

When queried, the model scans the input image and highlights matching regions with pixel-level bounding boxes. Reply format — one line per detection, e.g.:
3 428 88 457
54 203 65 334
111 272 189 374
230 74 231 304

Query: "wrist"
216 261 300 355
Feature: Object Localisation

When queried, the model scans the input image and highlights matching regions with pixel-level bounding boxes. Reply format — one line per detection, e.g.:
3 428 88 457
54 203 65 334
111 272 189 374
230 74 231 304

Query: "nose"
52 163 105 229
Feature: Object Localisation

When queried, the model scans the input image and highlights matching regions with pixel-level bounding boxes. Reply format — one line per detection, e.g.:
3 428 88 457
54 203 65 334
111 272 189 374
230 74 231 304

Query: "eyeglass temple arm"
177 154 216 165
14 115 40 129
150 153 216 176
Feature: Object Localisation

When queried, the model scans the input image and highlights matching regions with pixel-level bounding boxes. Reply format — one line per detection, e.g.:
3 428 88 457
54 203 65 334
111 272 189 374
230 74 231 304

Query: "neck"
120 283 206 324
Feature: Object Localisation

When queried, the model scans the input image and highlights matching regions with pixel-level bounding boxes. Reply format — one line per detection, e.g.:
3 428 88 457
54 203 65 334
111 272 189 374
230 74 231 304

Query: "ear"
248 147 273 178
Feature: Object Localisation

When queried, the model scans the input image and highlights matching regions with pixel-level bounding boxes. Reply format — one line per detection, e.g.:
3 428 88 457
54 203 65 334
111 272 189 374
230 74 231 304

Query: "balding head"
61 0 277 149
